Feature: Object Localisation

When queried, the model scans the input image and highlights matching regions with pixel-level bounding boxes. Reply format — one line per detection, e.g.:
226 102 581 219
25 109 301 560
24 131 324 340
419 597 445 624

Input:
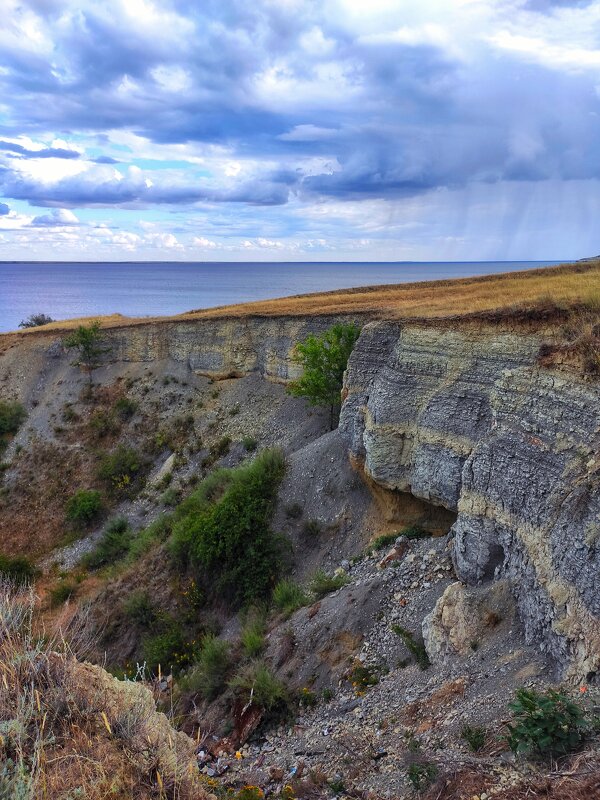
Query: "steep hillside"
1 262 599 799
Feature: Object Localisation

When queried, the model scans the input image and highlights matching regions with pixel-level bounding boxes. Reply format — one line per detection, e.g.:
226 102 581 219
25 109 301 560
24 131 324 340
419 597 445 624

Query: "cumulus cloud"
31 208 79 226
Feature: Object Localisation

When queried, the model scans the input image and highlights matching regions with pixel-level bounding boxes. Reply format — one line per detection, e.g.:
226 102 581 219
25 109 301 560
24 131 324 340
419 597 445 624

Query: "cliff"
339 319 600 681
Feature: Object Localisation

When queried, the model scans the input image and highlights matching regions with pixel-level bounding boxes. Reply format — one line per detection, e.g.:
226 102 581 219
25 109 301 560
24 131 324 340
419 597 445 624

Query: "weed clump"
391 624 430 670
65 488 103 526
230 661 288 713
0 553 35 584
97 445 144 493
83 517 132 569
182 634 231 700
241 614 266 658
123 591 157 628
461 723 485 752
272 579 309 617
506 687 589 758
309 569 349 599
0 400 26 453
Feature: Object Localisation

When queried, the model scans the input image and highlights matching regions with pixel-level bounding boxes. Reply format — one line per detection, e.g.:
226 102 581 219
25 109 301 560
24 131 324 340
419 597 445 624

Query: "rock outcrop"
340 319 600 680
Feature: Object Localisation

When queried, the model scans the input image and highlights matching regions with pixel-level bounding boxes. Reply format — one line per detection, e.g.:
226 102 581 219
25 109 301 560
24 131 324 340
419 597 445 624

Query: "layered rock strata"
340 320 600 680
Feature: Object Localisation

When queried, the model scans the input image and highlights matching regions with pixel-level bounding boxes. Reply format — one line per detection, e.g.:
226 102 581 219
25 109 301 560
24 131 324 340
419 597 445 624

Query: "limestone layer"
340 320 600 680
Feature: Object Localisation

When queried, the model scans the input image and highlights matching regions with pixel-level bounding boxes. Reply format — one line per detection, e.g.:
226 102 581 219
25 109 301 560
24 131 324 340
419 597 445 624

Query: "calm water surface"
0 260 561 332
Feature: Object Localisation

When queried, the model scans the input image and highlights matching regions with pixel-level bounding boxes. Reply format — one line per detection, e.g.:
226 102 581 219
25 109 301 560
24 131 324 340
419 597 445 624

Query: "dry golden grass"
5 259 600 336
0 581 209 799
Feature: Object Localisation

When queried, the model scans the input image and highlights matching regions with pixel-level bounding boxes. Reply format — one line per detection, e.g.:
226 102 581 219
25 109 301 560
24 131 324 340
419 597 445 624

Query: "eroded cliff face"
340 320 600 681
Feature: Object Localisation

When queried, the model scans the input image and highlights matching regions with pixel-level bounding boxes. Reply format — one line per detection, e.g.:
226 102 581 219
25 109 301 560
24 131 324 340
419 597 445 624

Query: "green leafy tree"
64 321 110 387
19 313 55 328
288 322 361 429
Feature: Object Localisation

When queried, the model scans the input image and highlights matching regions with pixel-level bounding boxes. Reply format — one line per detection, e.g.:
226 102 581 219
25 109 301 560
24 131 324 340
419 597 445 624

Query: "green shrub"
242 436 257 452
229 661 287 712
161 487 180 507
298 687 318 708
97 446 143 493
114 396 137 419
89 409 119 438
284 503 303 519
272 579 309 616
461 723 485 752
126 515 171 562
391 624 430 670
407 762 438 791
123 591 156 627
310 570 349 599
142 624 195 675
347 661 379 692
50 579 76 607
211 435 231 459
241 616 266 658
401 525 429 540
506 688 588 758
83 517 132 569
170 449 285 606
0 401 26 436
65 489 103 526
369 532 398 551
302 519 321 536
0 400 26 452
0 553 35 584
184 634 231 700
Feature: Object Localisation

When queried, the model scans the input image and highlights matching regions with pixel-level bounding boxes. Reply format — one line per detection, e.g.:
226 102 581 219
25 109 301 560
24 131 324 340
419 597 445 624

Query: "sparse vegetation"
391 624 431 670
0 553 35 584
302 518 321 536
142 622 197 675
461 723 486 752
241 614 267 658
288 322 361 429
309 569 349 599
370 532 399 551
97 445 144 493
272 578 309 616
83 517 132 569
0 400 26 453
506 687 589 758
49 578 77 606
114 395 137 419
123 591 157 627
284 502 303 519
242 436 258 452
184 634 231 700
229 661 288 713
407 761 438 792
65 488 103 526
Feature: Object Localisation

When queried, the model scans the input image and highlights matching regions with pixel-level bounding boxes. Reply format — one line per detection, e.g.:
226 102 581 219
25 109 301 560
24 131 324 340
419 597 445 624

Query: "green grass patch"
65 489 103 526
391 624 430 670
82 517 133 569
272 578 309 617
309 569 349 599
0 553 36 584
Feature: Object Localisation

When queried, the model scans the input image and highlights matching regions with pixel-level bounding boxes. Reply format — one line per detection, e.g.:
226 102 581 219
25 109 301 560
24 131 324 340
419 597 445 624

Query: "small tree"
288 322 361 429
19 313 55 328
64 321 109 388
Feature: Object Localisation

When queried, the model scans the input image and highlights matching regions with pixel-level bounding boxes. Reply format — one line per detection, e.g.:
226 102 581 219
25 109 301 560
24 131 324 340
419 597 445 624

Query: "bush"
170 449 286 606
50 579 76 607
461 723 485 752
142 624 195 676
241 616 266 658
309 569 349 599
506 688 588 758
18 313 54 328
0 401 26 452
284 503 303 519
97 446 143 493
65 489 103 526
229 661 287 712
407 762 438 791
242 436 257 452
89 409 119 438
302 519 321 536
272 579 309 616
184 634 231 700
83 517 132 569
391 624 430 670
0 553 35 584
370 532 398 551
114 396 137 420
402 525 429 540
123 591 157 628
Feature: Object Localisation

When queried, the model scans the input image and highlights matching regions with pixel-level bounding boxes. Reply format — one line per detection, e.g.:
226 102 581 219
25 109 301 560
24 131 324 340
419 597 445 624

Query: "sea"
0 260 562 333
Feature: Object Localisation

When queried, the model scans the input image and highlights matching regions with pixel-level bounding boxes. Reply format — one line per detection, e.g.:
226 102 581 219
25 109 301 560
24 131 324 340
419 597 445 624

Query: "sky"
0 0 599 262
